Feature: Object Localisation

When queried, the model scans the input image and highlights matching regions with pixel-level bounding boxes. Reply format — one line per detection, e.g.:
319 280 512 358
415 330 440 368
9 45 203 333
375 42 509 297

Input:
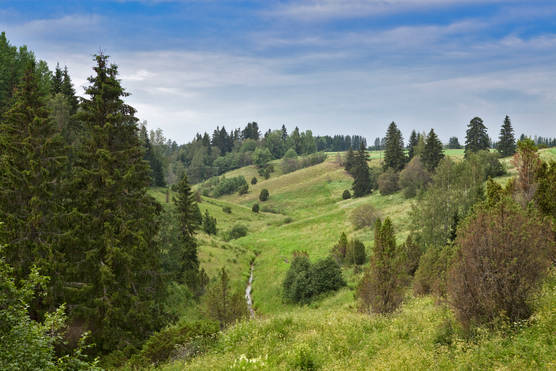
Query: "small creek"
245 262 255 319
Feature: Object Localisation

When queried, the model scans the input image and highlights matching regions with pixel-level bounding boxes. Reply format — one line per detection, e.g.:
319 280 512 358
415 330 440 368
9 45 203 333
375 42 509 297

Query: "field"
149 148 556 370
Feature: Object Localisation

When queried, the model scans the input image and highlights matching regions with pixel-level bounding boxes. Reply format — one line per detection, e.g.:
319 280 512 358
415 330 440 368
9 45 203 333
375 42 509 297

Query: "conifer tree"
408 130 418 160
69 54 166 351
52 63 63 94
344 147 355 174
61 66 79 114
422 128 444 172
0 62 68 313
383 122 406 171
352 142 372 197
497 115 516 157
464 117 489 157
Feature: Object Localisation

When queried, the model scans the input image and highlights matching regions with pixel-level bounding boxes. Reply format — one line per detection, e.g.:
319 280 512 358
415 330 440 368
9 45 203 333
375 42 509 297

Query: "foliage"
259 188 270 201
535 160 556 219
497 115 516 157
447 136 462 149
422 129 444 172
346 239 366 265
398 157 431 198
344 147 356 174
407 130 418 160
251 203 259 213
448 197 554 330
208 176 249 197
350 204 380 229
400 234 422 276
342 189 351 199
203 210 217 235
223 224 248 241
378 168 400 195
413 244 456 297
511 139 541 207
464 117 489 157
351 143 372 197
357 218 408 314
222 206 232 214
253 147 273 168
251 176 258 185
202 268 248 329
238 184 249 195
383 122 406 171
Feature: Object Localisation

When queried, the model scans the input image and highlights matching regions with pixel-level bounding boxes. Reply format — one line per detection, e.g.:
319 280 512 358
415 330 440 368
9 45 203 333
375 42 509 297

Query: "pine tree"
0 62 68 314
61 66 79 114
422 128 444 172
52 63 63 94
203 268 247 329
383 122 406 171
497 115 516 157
344 147 355 174
407 130 418 160
464 117 489 157
352 142 372 197
69 54 166 351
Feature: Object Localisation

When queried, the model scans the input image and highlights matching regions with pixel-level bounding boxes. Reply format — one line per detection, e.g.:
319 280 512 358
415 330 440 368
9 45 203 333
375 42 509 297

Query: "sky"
1 0 556 144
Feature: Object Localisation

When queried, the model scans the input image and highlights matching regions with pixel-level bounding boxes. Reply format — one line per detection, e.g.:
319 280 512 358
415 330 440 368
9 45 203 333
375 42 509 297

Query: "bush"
377 168 400 195
252 203 259 213
259 188 270 201
202 210 217 235
222 206 232 214
342 190 351 199
202 268 247 329
238 184 248 195
223 224 248 241
350 204 379 230
447 197 554 329
398 157 431 198
251 177 257 185
205 176 248 197
310 257 345 295
413 244 455 297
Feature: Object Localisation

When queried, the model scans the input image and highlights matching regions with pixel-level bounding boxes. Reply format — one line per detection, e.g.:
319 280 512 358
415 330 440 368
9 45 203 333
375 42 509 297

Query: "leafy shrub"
251 177 258 185
398 157 431 198
413 244 455 297
259 188 270 201
202 268 247 329
238 184 248 195
310 257 345 295
289 344 320 370
447 197 554 329
342 190 351 199
222 206 232 214
377 168 400 195
350 204 379 229
128 320 219 367
282 152 327 174
202 176 248 197
252 203 259 213
223 224 248 241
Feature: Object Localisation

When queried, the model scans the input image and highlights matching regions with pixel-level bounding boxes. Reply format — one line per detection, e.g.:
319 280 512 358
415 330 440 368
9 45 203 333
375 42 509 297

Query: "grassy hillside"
148 148 556 370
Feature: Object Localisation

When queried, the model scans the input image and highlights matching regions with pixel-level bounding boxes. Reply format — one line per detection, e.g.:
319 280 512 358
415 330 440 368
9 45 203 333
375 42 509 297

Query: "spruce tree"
383 122 406 171
61 66 79 114
497 115 516 157
0 62 68 314
464 117 489 157
408 130 418 160
422 128 444 172
352 142 372 197
344 147 355 174
52 63 63 94
69 54 165 351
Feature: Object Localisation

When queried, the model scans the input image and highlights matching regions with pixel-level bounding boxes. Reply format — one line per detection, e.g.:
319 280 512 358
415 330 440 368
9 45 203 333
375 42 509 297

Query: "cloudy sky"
1 0 555 143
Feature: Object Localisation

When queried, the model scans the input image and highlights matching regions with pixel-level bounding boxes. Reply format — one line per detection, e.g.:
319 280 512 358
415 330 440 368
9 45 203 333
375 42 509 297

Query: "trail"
245 262 255 319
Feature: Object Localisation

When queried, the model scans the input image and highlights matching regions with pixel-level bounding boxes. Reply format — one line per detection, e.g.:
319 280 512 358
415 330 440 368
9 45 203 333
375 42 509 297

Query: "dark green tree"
52 62 63 94
202 268 247 329
344 147 355 174
68 54 166 351
497 115 516 157
383 122 406 171
422 128 444 172
447 136 461 149
202 209 217 235
259 188 269 201
61 66 79 114
0 62 68 314
464 117 489 157
407 130 418 160
352 142 372 197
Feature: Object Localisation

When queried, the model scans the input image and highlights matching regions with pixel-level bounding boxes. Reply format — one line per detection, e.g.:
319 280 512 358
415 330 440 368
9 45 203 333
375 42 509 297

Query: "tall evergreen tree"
52 63 63 94
407 130 418 160
69 54 166 351
383 122 406 171
497 115 516 157
0 62 68 314
140 125 165 186
174 174 202 288
352 142 372 197
344 147 355 174
422 129 444 172
464 117 489 157
61 66 79 114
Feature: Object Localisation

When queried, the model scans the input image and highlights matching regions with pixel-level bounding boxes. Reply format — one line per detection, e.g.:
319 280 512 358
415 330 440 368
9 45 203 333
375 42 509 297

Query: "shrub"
447 197 554 329
251 177 258 185
350 204 379 230
342 189 351 199
252 203 259 213
202 268 247 329
223 224 248 241
259 188 270 201
377 168 400 195
398 157 431 198
357 218 408 314
210 176 248 197
238 184 248 195
222 206 232 214
310 257 345 295
202 210 217 235
330 232 348 263
400 234 421 276
347 239 366 265
413 244 455 297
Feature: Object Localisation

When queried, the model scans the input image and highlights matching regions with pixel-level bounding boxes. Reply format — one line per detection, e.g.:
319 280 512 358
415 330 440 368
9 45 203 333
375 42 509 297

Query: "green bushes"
259 188 270 201
252 203 260 213
223 224 248 241
342 189 351 199
331 233 366 265
202 210 217 235
251 177 258 185
128 320 219 367
398 157 431 198
377 168 400 195
201 176 248 197
350 204 380 230
282 254 345 304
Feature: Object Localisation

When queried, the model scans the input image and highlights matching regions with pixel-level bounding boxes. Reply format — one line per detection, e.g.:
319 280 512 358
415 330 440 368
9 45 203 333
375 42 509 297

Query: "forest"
0 32 555 370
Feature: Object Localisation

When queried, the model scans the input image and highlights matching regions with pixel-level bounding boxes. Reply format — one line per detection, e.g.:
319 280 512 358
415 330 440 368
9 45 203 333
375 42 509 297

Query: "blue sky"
1 0 556 143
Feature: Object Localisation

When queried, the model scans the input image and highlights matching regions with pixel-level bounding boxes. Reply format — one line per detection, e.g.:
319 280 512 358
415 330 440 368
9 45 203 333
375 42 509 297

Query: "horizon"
2 0 556 143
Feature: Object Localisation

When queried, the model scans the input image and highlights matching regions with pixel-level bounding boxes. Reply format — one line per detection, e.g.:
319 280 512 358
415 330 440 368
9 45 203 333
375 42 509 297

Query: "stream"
245 262 255 319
